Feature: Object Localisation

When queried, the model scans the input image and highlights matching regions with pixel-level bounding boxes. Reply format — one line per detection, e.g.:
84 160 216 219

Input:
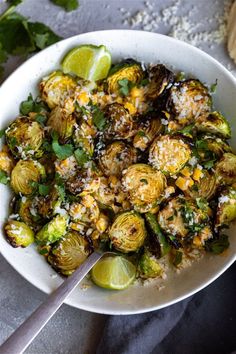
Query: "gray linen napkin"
97 262 235 354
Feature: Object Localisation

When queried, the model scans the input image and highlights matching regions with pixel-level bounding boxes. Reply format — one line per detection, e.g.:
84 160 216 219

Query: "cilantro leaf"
0 129 5 138
118 78 134 96
74 147 90 166
35 114 47 126
50 0 79 12
203 159 215 169
55 173 66 201
205 234 229 254
92 105 107 131
0 170 9 184
210 79 218 93
38 184 51 196
173 251 183 266
20 94 48 115
52 131 74 160
27 22 62 50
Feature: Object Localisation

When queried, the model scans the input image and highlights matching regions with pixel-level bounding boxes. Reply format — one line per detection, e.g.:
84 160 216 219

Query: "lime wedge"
91 256 136 290
61 44 111 81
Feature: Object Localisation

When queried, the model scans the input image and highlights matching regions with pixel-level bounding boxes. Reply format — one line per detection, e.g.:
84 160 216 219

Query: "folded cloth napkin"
97 262 236 354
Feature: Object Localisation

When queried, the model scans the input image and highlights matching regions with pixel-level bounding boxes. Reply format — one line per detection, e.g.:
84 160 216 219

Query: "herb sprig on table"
0 0 80 79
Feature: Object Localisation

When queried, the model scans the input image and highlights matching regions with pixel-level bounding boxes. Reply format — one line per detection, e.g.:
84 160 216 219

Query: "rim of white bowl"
0 30 236 315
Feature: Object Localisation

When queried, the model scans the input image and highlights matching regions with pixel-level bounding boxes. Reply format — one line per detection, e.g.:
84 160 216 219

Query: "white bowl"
0 30 235 315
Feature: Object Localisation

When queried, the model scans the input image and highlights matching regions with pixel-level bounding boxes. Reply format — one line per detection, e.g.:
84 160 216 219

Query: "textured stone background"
0 0 235 353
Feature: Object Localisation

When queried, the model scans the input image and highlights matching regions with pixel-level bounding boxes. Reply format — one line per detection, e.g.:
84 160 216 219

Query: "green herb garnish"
50 0 79 12
0 170 9 184
74 147 90 166
118 78 134 96
210 79 218 93
205 234 229 254
52 131 74 160
91 105 107 131
173 250 183 266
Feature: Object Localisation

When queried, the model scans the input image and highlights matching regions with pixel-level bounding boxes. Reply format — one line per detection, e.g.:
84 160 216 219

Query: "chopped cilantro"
139 78 149 86
203 159 215 169
0 170 9 184
136 130 146 137
74 147 90 166
38 184 51 196
50 0 79 12
55 173 66 201
35 113 47 126
118 78 134 96
52 131 74 160
20 94 48 115
91 105 107 131
0 128 5 138
196 198 208 211
38 248 49 255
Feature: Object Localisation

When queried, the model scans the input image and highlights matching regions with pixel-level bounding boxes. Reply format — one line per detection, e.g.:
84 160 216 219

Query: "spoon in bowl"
0 250 109 354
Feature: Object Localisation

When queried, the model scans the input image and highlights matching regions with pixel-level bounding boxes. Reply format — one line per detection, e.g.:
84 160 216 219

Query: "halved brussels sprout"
48 231 91 275
185 169 217 200
73 121 95 157
133 116 163 151
39 71 76 110
107 59 144 94
158 196 209 240
168 79 211 126
149 135 191 175
47 106 76 141
11 160 45 195
122 164 166 213
35 214 68 245
109 211 146 253
145 64 173 100
0 151 15 175
196 111 231 139
216 187 236 228
5 220 34 247
138 250 163 279
93 176 115 207
199 137 232 157
6 117 44 159
99 141 137 177
215 153 236 185
69 195 100 224
19 197 40 228
104 103 137 140
37 186 62 219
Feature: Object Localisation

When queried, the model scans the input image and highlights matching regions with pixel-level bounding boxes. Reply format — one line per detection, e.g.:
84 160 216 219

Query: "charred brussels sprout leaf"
35 214 68 245
104 103 137 140
11 160 45 195
216 187 236 228
99 141 137 177
138 250 163 279
205 234 229 254
48 231 91 276
109 211 147 253
145 64 174 100
196 111 231 139
215 153 236 185
168 79 211 126
145 212 170 257
5 220 34 247
51 131 74 160
6 117 44 159
122 164 166 213
149 135 191 175
107 59 144 95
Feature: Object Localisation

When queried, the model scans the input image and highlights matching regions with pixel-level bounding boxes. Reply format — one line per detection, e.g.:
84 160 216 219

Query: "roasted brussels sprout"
158 196 209 241
168 79 211 126
69 195 100 224
138 250 163 279
48 231 91 275
5 220 34 247
19 197 40 228
6 117 44 159
99 141 137 177
35 214 68 245
109 211 146 253
47 106 76 141
133 116 163 151
185 169 217 200
11 160 45 195
198 136 232 158
196 111 231 139
107 59 144 94
149 135 191 175
122 164 166 213
215 153 236 185
37 186 62 219
73 121 95 157
66 170 100 196
93 176 115 206
104 103 137 140
39 71 76 110
216 187 236 228
0 151 15 175
145 64 173 101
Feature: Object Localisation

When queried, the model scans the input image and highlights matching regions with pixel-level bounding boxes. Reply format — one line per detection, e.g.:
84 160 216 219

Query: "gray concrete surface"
0 0 235 353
